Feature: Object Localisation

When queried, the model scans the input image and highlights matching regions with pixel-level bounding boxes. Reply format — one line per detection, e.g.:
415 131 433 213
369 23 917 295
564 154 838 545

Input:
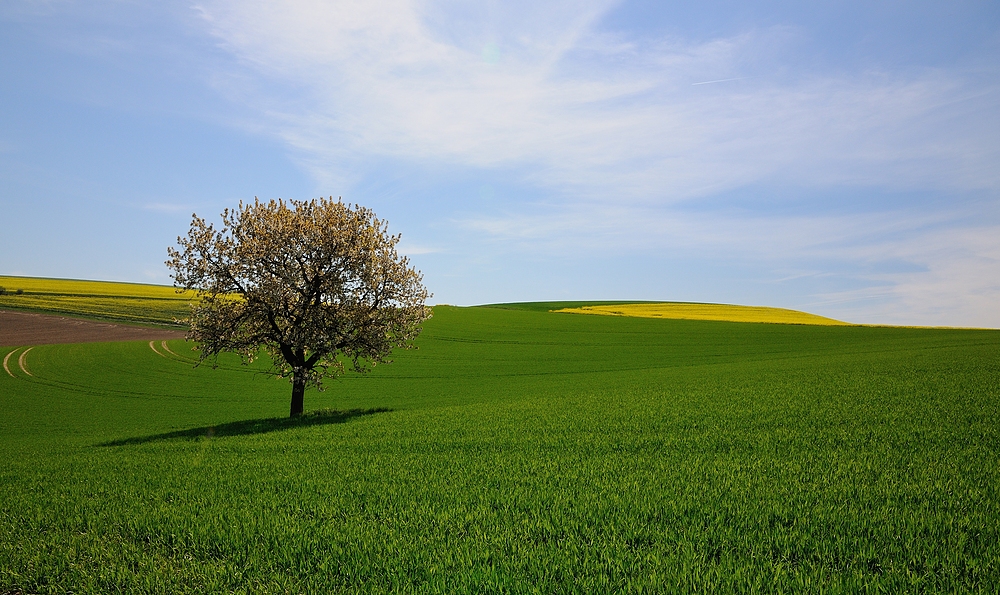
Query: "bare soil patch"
0 310 185 346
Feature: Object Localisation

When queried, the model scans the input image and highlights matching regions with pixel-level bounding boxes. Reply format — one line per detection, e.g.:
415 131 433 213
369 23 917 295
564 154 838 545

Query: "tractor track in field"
1 344 196 398
18 346 34 376
2 346 35 379
149 340 190 362
2 338 253 394
1 310 190 386
2 348 16 378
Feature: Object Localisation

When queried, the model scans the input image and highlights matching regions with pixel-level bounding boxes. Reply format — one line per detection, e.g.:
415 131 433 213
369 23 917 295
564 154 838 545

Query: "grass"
1 292 998 592
0 275 194 326
553 302 850 325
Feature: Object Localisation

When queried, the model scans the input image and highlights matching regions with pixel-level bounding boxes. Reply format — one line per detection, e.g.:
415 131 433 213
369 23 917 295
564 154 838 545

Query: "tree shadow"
97 407 392 447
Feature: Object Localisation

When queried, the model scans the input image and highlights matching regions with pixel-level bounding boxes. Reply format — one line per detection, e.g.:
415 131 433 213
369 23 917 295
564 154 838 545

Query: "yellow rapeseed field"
553 303 849 326
0 276 192 298
0 276 196 326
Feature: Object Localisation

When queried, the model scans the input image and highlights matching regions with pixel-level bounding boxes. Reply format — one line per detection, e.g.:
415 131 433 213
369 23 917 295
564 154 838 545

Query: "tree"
166 197 431 417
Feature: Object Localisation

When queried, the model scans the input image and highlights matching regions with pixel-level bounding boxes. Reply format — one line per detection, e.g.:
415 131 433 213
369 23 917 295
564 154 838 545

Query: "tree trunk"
290 371 305 417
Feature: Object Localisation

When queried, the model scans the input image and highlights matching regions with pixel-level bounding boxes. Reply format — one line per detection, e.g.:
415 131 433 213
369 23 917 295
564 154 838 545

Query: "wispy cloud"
195 0 999 200
811 223 1000 327
189 0 1000 325
455 201 1000 326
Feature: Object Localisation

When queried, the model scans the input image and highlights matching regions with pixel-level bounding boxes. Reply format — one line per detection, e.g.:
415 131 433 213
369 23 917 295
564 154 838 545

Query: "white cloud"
455 202 1000 327
811 224 1000 328
190 1 1000 325
195 0 1000 201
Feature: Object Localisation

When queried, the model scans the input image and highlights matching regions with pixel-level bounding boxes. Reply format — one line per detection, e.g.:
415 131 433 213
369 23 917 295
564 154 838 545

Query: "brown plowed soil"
0 310 186 346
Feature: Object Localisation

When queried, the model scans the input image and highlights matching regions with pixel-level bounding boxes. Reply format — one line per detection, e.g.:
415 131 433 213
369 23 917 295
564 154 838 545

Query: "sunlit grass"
553 302 849 325
1 294 998 592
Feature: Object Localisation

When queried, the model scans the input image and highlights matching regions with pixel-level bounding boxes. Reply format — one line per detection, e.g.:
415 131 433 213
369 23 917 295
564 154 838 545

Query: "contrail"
692 77 747 86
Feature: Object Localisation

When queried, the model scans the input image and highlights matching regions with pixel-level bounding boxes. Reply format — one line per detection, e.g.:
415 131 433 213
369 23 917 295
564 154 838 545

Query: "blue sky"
1 1 998 326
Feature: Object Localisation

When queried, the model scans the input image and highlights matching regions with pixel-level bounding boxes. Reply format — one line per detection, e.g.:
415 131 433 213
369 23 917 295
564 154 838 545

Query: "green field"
2 294 999 592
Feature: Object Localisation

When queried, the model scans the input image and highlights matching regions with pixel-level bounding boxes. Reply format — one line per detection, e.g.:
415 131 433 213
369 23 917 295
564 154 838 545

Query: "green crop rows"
2 304 999 593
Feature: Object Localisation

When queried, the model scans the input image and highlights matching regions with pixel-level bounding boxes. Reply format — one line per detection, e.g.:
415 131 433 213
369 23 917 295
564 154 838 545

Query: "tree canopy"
166 197 431 416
